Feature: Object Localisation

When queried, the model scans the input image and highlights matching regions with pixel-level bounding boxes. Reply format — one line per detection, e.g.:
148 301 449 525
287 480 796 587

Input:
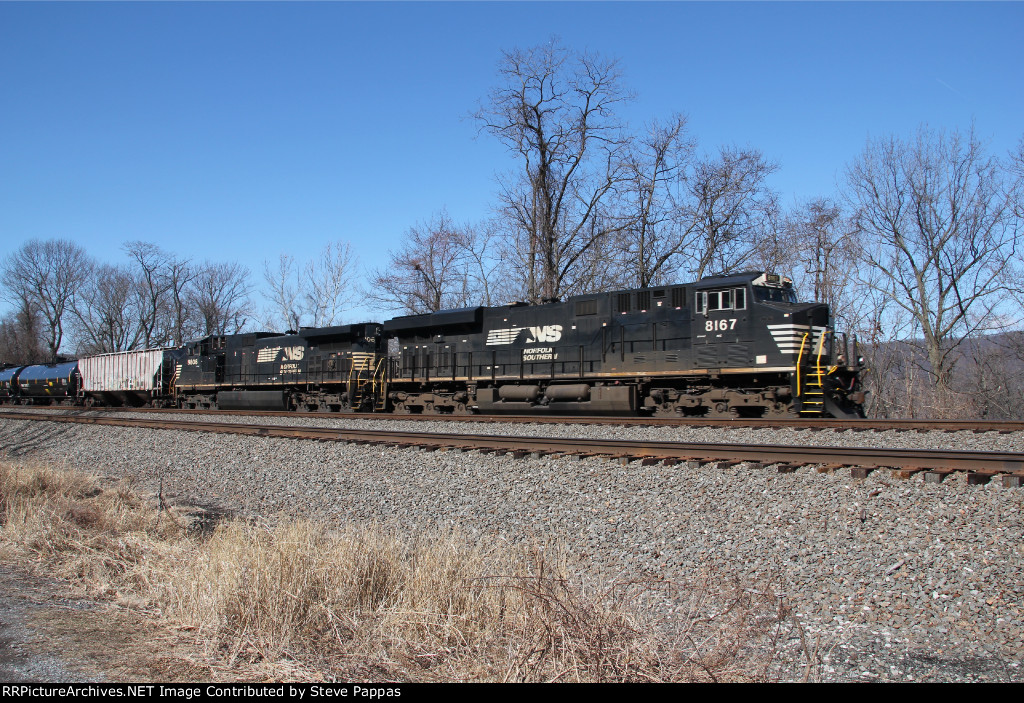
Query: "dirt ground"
0 564 222 683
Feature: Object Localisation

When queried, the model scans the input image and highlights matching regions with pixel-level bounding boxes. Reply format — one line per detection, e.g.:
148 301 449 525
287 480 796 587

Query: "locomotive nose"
791 302 830 329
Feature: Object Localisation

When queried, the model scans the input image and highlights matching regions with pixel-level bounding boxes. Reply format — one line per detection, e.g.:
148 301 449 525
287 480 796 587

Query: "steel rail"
4 411 1023 482
4 406 1024 433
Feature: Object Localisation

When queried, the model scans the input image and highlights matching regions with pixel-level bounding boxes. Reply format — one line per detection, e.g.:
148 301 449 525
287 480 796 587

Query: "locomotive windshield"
751 272 798 304
753 285 798 304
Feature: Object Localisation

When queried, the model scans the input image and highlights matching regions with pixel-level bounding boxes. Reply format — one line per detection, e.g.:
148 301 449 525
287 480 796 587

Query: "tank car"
14 362 81 405
0 366 24 402
381 271 865 418
173 323 385 411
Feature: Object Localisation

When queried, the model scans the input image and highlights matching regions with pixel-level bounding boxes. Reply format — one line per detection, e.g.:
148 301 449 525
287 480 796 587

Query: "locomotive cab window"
695 288 747 314
753 285 797 304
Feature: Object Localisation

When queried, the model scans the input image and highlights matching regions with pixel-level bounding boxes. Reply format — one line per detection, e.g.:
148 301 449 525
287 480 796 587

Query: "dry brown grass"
0 457 812 682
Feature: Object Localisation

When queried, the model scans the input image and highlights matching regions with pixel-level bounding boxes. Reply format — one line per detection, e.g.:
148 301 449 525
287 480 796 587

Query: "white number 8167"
706 318 737 332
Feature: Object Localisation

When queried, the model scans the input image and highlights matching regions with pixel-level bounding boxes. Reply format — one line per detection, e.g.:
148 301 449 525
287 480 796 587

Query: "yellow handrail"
372 356 387 394
814 329 828 388
795 332 810 398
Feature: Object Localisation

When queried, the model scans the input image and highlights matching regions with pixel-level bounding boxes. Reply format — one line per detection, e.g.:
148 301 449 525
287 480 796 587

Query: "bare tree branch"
476 40 632 302
188 261 252 336
1 239 90 360
846 125 1020 391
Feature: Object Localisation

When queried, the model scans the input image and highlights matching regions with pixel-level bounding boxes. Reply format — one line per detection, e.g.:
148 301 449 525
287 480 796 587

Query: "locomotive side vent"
576 299 597 316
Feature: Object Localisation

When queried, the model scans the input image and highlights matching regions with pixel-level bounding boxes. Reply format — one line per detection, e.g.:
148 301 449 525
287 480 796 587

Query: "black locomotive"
381 271 864 418
1 271 866 418
170 270 865 418
173 324 384 412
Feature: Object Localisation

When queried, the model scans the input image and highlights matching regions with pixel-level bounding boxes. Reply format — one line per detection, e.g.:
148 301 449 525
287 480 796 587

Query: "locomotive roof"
383 307 483 333
297 323 382 340
690 271 766 287
382 271 781 325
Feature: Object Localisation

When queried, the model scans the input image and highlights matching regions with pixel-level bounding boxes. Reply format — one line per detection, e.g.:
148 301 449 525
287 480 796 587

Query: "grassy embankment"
0 457 812 682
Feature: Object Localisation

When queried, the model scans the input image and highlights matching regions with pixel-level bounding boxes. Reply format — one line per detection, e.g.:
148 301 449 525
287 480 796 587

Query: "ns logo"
526 325 563 343
486 324 564 346
258 345 306 363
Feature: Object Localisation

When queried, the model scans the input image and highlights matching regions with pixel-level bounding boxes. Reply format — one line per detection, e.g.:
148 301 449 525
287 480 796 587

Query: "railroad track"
4 410 1023 487
3 405 1024 433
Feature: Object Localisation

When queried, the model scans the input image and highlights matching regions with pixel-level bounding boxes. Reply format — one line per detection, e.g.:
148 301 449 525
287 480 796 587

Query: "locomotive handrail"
372 356 387 394
815 329 828 388
796 332 810 397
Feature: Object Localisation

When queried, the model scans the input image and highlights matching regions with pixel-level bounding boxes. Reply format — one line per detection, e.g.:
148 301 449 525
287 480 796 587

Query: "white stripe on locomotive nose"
767 324 826 353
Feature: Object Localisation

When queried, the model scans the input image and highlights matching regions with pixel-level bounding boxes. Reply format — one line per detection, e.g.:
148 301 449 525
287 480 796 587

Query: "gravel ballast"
1 414 1022 682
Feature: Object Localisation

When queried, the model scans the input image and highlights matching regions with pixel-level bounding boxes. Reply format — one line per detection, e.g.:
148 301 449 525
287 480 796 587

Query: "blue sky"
2 1 1022 324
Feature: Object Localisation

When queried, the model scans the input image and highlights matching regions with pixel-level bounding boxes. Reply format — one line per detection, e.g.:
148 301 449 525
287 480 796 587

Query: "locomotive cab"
175 335 229 408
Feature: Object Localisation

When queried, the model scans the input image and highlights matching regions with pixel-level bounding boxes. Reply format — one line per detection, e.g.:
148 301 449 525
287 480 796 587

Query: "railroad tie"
893 467 926 480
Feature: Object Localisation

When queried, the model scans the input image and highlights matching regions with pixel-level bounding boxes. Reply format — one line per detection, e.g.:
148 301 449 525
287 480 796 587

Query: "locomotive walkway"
5 409 1024 486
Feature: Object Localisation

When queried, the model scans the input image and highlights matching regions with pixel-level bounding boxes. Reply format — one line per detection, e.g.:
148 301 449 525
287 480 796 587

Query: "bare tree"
304 240 358 327
459 220 506 307
615 114 695 288
367 211 474 315
188 261 252 336
0 306 45 365
263 253 304 332
262 242 359 330
70 264 145 354
165 255 198 345
681 146 780 280
476 40 632 302
0 239 90 360
846 125 1021 393
781 198 863 330
122 241 177 348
